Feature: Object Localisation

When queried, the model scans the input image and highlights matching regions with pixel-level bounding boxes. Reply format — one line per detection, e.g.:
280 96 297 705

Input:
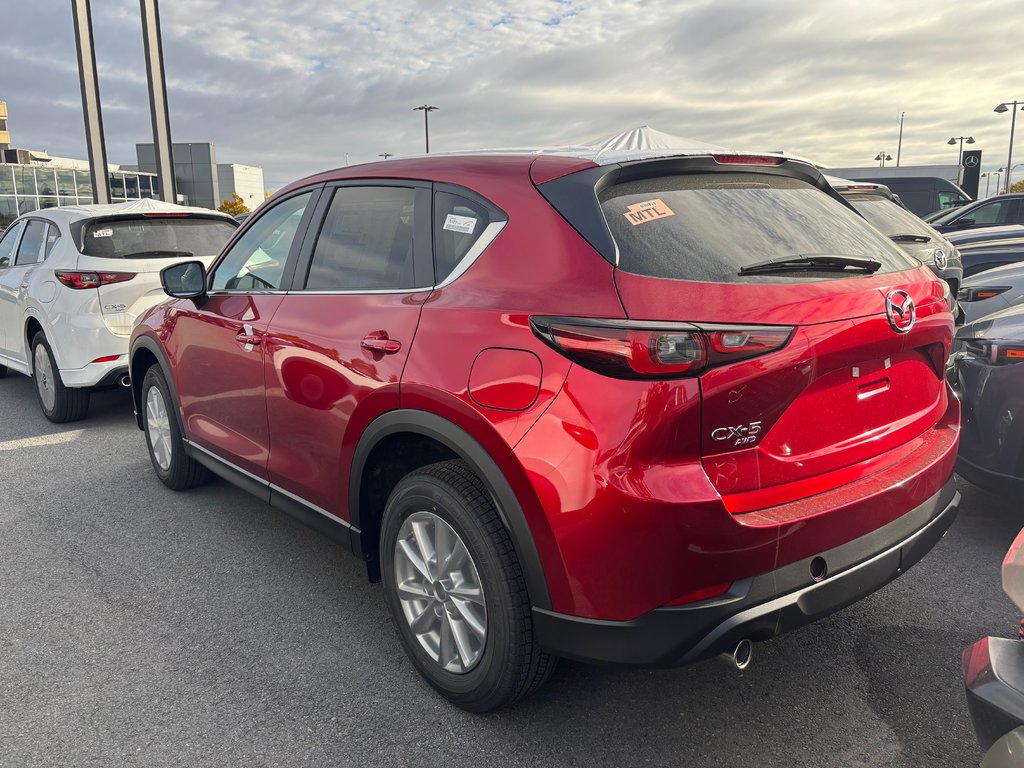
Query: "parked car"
926 193 1024 234
0 199 237 422
831 175 971 218
958 262 1024 323
130 150 960 711
826 176 963 311
947 225 1024 277
963 525 1024 760
951 302 1024 496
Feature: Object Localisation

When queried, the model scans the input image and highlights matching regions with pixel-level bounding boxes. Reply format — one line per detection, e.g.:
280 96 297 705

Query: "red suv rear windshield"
77 216 237 259
599 173 918 283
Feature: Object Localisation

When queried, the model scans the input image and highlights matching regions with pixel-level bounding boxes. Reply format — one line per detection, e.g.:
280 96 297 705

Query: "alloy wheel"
393 511 488 673
145 385 173 472
33 343 55 412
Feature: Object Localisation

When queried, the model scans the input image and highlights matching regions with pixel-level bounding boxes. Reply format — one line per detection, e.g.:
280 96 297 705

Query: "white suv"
0 199 236 422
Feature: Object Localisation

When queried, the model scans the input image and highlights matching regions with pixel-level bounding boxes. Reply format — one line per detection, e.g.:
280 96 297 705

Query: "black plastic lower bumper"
534 479 959 666
956 454 1024 497
964 637 1024 751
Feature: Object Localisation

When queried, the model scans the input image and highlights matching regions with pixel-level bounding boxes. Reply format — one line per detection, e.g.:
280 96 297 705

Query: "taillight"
55 271 136 289
958 285 1010 302
711 154 785 166
530 317 792 379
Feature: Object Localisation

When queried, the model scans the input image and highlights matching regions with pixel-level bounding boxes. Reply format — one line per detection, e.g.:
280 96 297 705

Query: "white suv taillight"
55 271 136 289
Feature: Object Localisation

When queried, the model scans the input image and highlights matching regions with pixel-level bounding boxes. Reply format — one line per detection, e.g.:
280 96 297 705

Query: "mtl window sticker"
443 214 477 234
92 228 114 238
624 198 675 226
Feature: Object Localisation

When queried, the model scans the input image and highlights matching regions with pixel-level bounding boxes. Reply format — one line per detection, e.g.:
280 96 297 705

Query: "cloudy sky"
2 0 1021 192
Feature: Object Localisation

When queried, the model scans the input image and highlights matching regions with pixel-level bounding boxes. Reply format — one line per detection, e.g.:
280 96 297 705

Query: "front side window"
304 186 416 290
15 220 48 265
964 202 1006 225
0 220 25 267
211 191 312 291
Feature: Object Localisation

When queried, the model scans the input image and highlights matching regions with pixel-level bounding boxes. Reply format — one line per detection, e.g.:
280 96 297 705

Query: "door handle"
361 330 402 354
235 324 262 349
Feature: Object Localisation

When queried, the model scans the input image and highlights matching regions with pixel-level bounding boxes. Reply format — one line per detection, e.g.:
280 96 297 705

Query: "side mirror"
160 260 207 301
0 256 9 268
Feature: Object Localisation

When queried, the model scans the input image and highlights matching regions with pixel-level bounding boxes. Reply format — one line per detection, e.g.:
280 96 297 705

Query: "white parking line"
0 430 85 452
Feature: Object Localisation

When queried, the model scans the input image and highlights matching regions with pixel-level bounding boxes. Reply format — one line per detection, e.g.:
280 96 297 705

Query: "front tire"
381 460 556 712
31 332 89 423
141 365 210 490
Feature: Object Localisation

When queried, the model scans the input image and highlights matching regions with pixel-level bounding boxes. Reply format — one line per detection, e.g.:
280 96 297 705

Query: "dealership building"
0 100 263 228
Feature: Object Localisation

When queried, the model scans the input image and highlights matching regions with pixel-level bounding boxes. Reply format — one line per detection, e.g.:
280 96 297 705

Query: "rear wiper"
889 233 932 243
119 249 195 259
739 255 883 275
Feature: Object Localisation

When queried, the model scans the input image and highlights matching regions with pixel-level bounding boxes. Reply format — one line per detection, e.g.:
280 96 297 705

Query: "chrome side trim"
435 219 507 288
185 439 267 483
269 482 351 529
284 287 432 296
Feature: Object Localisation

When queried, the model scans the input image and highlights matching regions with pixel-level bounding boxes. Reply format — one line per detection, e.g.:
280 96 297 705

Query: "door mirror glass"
161 260 207 299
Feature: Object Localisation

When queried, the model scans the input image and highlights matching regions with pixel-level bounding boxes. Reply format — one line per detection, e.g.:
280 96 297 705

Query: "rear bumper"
59 355 128 387
964 637 1024 751
534 479 959 666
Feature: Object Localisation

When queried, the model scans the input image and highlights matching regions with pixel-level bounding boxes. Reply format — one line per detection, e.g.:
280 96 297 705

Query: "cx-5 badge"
711 421 762 446
885 289 916 334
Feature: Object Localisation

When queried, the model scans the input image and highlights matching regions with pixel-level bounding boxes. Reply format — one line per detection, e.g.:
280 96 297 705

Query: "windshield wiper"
739 255 883 276
889 233 931 243
120 249 195 259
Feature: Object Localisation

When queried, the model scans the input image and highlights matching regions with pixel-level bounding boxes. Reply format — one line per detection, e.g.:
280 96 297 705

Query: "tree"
1011 179 1024 194
217 193 248 216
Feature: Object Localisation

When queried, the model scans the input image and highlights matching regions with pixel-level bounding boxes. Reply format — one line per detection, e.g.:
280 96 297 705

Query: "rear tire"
381 460 556 712
141 365 210 490
31 332 89 423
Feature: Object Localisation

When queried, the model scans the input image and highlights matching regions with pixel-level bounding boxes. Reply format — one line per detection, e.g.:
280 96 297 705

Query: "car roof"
963 260 1024 284
946 224 1024 245
22 198 233 225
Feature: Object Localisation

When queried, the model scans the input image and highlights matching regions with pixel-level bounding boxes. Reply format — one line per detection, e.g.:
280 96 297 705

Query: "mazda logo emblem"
885 289 916 333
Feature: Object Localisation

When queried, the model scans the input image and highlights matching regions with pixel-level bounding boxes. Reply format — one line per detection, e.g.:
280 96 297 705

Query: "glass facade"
0 164 158 229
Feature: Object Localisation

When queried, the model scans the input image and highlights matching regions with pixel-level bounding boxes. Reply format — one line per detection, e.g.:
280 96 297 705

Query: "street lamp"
982 172 995 198
413 104 438 154
378 152 393 159
994 100 1024 194
947 135 975 170
875 152 893 168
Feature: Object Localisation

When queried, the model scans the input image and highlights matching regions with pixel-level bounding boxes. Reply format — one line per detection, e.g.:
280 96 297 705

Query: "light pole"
378 152 393 160
947 135 975 179
875 152 893 168
994 100 1024 194
896 111 905 166
413 104 438 153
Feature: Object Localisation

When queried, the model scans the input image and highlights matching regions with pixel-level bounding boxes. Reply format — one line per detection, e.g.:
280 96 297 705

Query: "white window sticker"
443 214 477 234
92 228 114 238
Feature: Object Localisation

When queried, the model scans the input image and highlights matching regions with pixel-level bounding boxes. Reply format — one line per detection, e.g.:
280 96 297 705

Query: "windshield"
847 194 936 239
78 216 237 259
599 173 918 283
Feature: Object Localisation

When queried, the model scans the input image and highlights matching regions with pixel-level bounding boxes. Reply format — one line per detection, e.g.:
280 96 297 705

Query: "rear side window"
79 217 236 259
15 220 48 265
599 173 917 283
433 191 497 283
305 186 416 291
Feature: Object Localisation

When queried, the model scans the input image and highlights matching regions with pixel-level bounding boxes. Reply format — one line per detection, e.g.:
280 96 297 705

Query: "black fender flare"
350 409 553 611
129 335 185 438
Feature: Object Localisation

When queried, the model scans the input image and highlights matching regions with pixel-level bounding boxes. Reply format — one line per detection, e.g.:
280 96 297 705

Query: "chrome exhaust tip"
118 374 131 388
721 638 753 670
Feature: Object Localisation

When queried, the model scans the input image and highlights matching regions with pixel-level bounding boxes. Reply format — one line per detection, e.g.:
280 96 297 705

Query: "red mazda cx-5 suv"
129 150 960 711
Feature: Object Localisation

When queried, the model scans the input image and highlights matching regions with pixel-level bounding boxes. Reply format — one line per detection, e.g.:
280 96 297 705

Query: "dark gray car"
951 303 1024 495
827 176 964 308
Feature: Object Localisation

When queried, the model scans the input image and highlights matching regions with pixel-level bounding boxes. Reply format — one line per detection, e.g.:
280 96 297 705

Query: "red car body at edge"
130 150 960 711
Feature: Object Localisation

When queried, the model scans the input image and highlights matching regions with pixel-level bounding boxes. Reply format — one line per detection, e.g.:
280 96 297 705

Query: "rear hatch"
543 156 954 511
71 213 237 335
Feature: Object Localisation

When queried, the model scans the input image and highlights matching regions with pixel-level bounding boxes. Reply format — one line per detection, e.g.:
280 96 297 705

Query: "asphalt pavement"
0 372 1018 768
